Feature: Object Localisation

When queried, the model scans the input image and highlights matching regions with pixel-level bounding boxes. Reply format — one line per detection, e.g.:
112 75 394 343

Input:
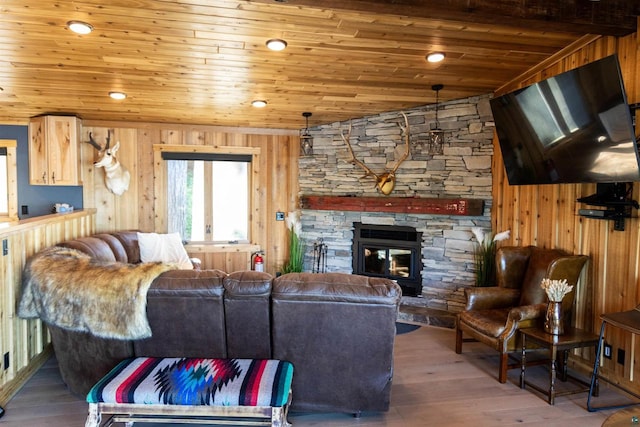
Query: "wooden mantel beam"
255 0 638 36
300 195 484 216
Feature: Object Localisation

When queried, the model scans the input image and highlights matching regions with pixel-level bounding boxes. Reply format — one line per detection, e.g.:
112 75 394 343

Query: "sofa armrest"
465 287 520 311
498 303 547 342
507 303 547 322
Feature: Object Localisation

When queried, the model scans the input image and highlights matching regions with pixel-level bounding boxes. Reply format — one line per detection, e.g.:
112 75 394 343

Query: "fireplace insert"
352 222 423 296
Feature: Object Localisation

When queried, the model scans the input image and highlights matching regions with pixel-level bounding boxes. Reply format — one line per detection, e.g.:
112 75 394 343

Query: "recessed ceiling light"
252 100 267 108
109 91 127 100
266 39 287 51
427 52 446 63
67 20 93 35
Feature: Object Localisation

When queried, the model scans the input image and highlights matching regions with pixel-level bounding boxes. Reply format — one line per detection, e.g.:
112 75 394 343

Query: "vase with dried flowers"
471 228 511 287
540 278 573 335
281 211 304 274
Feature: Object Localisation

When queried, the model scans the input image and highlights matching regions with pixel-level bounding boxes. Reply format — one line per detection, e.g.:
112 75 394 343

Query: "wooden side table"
588 308 640 411
520 326 600 405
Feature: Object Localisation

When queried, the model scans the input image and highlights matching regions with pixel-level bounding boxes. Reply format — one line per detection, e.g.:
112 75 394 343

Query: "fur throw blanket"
18 246 175 340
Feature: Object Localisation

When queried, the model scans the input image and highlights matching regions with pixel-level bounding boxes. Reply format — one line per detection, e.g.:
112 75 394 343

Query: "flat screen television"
490 54 640 185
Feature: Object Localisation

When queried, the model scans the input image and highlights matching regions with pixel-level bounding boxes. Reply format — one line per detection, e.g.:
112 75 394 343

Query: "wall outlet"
2 239 7 256
21 205 28 215
3 352 8 370
604 343 612 359
275 212 285 221
618 348 626 365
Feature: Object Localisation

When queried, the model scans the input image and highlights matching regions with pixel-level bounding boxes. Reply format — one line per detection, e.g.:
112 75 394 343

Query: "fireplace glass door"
353 222 423 296
363 245 414 279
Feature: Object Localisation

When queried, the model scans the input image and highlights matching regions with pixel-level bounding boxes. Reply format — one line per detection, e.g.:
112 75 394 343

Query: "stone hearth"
398 297 457 329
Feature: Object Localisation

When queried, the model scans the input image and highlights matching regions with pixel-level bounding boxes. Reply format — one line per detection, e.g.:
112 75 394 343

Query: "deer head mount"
341 112 410 195
87 130 131 196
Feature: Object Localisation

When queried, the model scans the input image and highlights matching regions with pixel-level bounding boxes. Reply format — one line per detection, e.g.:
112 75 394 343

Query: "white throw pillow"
137 232 193 270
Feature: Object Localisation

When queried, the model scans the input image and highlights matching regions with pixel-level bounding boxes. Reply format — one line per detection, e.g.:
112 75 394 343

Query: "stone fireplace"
297 94 494 311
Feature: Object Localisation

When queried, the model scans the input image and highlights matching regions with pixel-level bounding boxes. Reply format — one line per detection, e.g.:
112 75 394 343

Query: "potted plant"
471 227 510 286
281 211 304 274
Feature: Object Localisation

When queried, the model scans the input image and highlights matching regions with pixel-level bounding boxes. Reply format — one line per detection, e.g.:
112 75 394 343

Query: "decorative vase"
544 301 564 335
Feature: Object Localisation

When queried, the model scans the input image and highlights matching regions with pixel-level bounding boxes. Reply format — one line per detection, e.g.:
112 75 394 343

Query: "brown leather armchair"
455 246 588 383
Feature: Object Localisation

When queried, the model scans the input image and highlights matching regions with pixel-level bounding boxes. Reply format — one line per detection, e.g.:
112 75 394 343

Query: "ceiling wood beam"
259 0 638 36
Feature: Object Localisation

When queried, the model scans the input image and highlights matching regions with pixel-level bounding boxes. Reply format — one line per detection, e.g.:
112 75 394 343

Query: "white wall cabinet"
28 115 81 186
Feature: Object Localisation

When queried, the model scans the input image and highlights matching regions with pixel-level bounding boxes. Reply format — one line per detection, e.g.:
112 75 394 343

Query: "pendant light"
429 84 444 155
300 112 313 156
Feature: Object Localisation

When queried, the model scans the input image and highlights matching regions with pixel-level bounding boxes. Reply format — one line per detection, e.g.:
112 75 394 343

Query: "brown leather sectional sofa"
43 231 402 415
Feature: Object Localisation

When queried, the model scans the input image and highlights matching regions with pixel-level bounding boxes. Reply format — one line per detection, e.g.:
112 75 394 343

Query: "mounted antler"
87 132 103 151
86 130 130 196
341 121 379 180
341 112 410 195
87 130 111 151
394 112 411 173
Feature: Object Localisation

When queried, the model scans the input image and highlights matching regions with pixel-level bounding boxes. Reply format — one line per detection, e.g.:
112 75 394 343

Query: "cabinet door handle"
42 172 47 184
51 172 55 184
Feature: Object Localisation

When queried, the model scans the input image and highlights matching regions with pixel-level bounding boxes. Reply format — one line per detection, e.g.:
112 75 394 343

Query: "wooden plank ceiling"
0 0 637 130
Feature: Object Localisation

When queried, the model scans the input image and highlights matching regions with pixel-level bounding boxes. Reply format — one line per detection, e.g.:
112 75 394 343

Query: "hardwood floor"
0 325 625 426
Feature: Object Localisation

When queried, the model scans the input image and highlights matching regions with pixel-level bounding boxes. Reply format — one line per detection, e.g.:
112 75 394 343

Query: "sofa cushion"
137 232 193 270
458 308 511 338
272 272 402 304
59 237 117 262
224 271 272 297
94 233 129 263
111 231 141 263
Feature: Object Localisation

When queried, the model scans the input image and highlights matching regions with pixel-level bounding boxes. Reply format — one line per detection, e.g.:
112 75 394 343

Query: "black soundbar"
578 208 626 219
578 208 608 218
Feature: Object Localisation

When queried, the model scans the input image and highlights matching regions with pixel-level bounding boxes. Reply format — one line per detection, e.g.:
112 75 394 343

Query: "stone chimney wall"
298 94 495 311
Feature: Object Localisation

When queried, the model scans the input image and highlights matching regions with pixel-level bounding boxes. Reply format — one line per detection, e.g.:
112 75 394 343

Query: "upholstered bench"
85 357 294 427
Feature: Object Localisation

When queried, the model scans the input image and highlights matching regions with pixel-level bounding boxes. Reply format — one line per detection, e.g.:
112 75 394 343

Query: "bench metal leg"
85 403 101 427
271 406 291 427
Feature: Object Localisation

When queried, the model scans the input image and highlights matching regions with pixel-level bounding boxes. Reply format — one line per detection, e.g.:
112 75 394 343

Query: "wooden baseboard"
0 345 53 406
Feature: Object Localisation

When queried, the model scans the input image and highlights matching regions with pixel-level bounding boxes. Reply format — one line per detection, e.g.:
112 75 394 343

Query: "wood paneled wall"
81 122 299 274
493 27 640 392
0 209 95 405
0 118 299 403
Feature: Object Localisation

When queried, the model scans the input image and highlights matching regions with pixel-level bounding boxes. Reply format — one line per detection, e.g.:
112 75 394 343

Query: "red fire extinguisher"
253 251 264 272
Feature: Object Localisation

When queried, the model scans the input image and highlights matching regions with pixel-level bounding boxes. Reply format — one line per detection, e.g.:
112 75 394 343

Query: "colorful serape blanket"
87 357 293 408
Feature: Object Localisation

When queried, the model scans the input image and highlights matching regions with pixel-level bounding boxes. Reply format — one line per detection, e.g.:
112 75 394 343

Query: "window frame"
153 144 260 245
0 140 18 222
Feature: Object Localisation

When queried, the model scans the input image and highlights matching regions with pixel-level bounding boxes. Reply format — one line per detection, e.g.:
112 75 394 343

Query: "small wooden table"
520 326 600 405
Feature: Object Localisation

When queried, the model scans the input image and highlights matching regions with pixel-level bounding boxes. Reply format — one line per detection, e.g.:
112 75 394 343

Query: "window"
0 140 17 222
156 146 258 244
